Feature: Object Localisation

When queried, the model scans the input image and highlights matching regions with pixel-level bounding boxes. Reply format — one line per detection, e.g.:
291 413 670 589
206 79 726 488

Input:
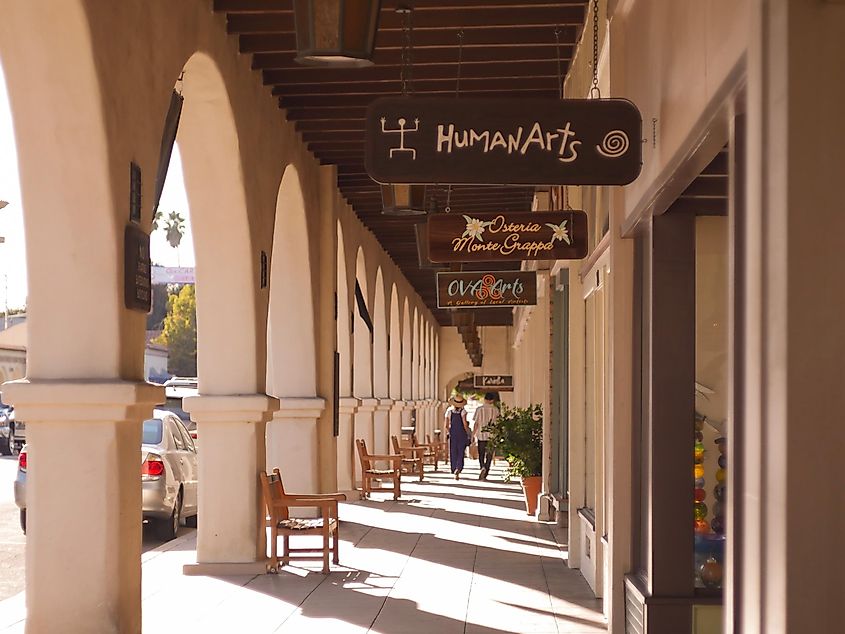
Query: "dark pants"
478 440 493 472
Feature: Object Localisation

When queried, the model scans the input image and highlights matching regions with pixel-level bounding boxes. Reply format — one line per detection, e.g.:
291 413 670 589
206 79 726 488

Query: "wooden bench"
408 432 439 471
355 438 403 500
259 468 346 574
391 435 425 480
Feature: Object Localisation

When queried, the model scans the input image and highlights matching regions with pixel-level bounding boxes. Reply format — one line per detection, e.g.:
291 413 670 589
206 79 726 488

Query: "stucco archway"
352 246 373 483
178 52 260 395
372 267 389 453
335 220 354 489
265 164 319 496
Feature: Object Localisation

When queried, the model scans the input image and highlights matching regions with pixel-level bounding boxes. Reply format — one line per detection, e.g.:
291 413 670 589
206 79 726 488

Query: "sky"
0 64 195 311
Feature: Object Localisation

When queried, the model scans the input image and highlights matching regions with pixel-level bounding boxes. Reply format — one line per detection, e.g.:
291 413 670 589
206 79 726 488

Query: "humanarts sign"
365 97 642 186
436 271 537 309
428 211 588 263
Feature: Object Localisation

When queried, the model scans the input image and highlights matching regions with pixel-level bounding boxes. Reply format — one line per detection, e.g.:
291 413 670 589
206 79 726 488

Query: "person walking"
472 392 499 480
445 394 470 479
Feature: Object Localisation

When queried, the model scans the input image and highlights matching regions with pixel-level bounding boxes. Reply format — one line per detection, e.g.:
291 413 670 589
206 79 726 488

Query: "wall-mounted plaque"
428 211 588 263
474 375 514 391
366 97 642 186
124 224 152 312
437 271 537 309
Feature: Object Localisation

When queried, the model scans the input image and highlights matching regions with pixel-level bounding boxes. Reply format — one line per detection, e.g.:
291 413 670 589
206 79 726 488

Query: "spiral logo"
596 130 630 158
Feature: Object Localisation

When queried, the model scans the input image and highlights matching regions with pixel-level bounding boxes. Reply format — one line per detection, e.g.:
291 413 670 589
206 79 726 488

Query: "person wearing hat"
445 394 471 479
472 392 499 480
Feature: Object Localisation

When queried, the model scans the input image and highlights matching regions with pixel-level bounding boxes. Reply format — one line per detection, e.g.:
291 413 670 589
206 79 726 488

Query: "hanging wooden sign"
474 375 514 391
428 211 588 263
124 224 152 312
365 97 642 186
437 271 537 309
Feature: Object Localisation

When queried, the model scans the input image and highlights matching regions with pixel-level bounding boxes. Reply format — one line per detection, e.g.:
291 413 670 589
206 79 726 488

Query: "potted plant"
487 404 543 515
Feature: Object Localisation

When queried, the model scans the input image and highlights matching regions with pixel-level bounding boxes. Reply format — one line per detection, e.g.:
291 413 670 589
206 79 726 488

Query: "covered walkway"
0 463 604 634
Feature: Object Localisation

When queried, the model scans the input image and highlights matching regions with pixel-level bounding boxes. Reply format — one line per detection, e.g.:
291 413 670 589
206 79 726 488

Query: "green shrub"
487 404 543 481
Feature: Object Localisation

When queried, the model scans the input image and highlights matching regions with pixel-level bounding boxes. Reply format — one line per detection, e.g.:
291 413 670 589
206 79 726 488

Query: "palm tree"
152 210 186 265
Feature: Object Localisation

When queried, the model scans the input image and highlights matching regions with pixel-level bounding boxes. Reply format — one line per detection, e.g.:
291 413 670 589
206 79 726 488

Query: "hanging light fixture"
293 0 382 68
381 6 425 216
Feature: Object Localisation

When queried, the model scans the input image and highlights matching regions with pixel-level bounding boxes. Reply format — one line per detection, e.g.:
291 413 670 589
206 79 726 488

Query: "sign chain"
554 26 563 99
590 0 601 99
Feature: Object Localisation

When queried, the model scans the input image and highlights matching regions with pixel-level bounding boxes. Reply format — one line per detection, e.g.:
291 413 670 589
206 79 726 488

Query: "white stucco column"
336 397 359 495
182 394 277 576
401 399 414 430
3 380 162 634
373 398 393 455
389 400 406 445
266 397 325 498
353 398 378 486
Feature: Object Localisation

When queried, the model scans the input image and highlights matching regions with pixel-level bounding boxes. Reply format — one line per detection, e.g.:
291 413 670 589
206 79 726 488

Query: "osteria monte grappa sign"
365 97 642 186
436 271 538 309
428 211 588 263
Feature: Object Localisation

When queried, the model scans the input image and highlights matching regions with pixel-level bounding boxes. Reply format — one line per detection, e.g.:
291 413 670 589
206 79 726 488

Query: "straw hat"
449 394 467 407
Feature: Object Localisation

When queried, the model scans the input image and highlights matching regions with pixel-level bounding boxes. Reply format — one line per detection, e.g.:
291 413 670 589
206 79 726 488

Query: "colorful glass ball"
694 464 705 480
713 502 724 518
711 516 725 534
694 502 708 520
716 437 727 453
694 488 707 503
714 484 726 502
694 519 711 534
716 468 726 483
694 443 705 462
695 431 704 442
718 455 727 469
695 419 704 432
695 477 706 489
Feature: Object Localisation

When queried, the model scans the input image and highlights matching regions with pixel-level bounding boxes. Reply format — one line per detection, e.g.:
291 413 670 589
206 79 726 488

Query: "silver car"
14 409 198 540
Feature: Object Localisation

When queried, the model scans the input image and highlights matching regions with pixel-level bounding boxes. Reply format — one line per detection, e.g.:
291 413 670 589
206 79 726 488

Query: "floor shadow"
498 600 606 629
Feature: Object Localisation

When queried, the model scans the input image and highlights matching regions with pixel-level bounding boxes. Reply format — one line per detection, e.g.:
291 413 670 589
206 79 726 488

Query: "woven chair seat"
365 468 396 475
277 517 337 531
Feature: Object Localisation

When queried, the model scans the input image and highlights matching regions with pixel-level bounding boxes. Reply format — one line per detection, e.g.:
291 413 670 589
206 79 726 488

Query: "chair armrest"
281 492 347 501
273 498 338 508
367 453 403 461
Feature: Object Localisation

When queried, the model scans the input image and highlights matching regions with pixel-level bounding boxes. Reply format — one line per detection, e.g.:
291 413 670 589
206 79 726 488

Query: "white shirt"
472 403 498 441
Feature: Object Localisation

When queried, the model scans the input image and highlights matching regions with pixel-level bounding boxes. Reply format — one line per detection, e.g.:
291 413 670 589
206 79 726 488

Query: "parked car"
160 377 198 440
0 397 22 455
14 409 199 539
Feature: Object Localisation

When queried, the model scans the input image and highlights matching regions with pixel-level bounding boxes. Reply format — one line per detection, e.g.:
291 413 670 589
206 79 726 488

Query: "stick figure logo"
380 116 420 159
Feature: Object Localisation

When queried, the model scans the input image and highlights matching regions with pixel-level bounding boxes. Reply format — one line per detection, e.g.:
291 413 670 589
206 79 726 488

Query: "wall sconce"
293 0 382 68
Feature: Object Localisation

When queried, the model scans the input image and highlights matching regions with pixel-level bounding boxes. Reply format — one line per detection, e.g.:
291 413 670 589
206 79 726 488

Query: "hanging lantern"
293 0 382 68
381 183 426 216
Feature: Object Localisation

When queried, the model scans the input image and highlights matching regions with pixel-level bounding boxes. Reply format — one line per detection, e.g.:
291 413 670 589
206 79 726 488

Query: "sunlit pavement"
0 461 605 633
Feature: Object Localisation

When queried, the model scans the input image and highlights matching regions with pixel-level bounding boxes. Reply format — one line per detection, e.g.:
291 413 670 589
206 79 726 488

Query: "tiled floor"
0 461 606 633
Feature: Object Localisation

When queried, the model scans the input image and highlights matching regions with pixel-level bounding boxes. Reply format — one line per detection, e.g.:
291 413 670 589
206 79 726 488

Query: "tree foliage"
154 285 197 376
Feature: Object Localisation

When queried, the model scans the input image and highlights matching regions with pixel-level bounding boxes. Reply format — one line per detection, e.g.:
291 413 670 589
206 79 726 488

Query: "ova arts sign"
436 271 538 309
365 97 642 186
428 211 588 263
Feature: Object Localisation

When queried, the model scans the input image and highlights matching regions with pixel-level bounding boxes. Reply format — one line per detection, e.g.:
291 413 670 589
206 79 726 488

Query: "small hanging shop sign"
365 97 642 186
474 375 514 391
124 224 152 312
428 211 588 263
436 271 537 309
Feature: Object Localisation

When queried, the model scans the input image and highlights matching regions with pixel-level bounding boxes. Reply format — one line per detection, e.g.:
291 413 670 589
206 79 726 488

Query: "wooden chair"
355 439 403 500
259 468 346 574
391 434 425 481
410 433 439 471
426 434 448 466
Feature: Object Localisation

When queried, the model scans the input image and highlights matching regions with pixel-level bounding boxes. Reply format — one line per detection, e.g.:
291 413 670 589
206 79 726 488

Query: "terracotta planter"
521 475 542 515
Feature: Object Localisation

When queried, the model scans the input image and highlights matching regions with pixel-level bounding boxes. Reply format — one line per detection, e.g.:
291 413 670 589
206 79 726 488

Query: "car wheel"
20 509 26 534
0 436 11 456
157 490 182 541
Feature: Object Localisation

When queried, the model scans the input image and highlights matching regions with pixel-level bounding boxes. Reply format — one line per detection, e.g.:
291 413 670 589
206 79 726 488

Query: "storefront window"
693 215 729 591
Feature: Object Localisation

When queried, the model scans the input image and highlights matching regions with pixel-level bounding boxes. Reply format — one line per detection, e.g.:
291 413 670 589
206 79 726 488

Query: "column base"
183 560 270 576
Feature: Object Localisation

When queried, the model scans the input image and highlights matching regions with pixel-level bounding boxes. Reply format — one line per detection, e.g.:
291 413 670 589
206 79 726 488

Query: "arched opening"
372 267 389 453
412 307 420 402
388 285 402 401
335 221 354 489
352 246 373 482
401 297 412 401
265 164 318 497
178 52 259 396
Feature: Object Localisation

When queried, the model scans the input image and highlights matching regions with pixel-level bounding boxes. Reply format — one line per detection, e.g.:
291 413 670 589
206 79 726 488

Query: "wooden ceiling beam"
274 75 559 97
227 6 585 34
239 26 578 53
281 87 557 107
